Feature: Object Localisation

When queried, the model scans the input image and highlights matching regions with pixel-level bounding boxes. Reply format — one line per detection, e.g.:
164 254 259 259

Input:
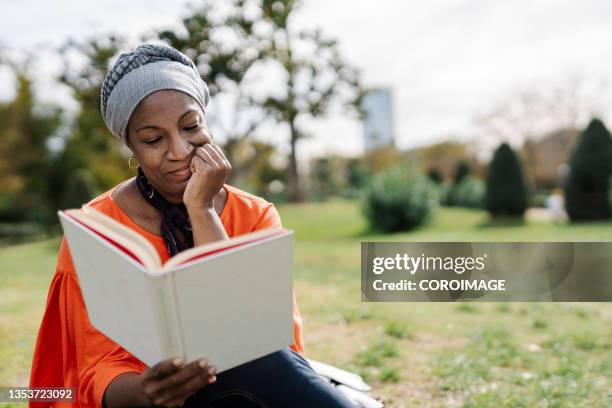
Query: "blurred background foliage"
0 0 611 238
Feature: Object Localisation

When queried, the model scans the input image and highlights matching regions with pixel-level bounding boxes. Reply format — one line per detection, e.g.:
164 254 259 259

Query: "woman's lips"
168 166 192 180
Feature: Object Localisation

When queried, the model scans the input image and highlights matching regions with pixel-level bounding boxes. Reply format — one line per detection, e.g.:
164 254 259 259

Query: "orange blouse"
29 181 304 408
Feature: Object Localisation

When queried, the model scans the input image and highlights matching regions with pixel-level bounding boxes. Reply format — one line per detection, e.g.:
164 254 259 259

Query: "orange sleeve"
29 238 147 408
251 204 305 355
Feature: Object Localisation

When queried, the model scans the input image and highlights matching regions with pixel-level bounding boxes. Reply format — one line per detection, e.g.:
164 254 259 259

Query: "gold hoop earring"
128 156 139 171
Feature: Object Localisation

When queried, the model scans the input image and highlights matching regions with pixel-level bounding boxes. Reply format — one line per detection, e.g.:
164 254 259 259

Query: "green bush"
340 159 372 199
439 161 483 208
452 176 485 208
485 143 528 217
0 192 27 223
362 165 436 232
438 182 452 206
441 176 484 208
433 182 450 207
565 118 612 221
346 159 371 190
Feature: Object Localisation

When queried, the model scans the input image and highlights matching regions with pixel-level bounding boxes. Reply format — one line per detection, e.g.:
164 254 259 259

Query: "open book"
58 206 294 372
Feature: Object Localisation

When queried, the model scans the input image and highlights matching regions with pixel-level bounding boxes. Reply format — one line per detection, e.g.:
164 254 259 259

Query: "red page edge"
63 211 144 266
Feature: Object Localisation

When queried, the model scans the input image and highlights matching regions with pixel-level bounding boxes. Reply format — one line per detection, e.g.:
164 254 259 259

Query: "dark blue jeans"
182 349 355 407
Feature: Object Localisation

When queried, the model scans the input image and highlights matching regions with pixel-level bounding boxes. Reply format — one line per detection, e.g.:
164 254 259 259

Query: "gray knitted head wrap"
100 43 210 143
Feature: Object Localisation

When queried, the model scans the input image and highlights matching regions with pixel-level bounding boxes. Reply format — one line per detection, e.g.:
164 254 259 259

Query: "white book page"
59 212 164 365
170 233 294 372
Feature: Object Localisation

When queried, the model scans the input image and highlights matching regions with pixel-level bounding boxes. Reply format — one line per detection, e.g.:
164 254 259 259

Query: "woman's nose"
166 134 193 161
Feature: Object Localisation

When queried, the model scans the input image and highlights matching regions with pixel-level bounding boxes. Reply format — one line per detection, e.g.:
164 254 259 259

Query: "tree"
309 155 348 200
158 0 363 201
56 35 130 196
258 1 362 201
477 75 607 149
156 0 264 184
363 146 403 174
565 118 612 221
225 138 288 200
485 143 528 217
405 140 475 181
344 158 371 198
0 64 62 224
453 161 471 185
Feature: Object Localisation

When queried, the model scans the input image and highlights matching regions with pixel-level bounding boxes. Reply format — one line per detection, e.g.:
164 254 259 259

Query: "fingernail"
208 366 216 375
198 359 208 368
173 357 184 367
208 375 216 383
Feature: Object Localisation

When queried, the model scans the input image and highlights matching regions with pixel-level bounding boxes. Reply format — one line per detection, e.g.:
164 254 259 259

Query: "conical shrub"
565 118 612 221
485 143 528 217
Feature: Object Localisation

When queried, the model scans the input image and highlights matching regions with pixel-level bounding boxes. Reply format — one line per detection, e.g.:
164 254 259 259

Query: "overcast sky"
2 0 612 162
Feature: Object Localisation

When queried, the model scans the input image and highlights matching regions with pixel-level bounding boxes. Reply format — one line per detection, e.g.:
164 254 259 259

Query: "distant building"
361 88 394 151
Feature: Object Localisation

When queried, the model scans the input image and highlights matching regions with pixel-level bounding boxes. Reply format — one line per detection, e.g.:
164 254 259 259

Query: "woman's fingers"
198 144 231 177
183 143 232 207
197 145 216 164
194 146 220 171
193 146 214 166
160 367 217 407
197 145 227 166
163 372 217 408
167 370 217 408
190 153 210 173
141 357 184 402
193 145 230 175
152 358 212 394
210 144 229 162
144 356 183 381
208 145 232 174
205 144 226 163
150 359 217 406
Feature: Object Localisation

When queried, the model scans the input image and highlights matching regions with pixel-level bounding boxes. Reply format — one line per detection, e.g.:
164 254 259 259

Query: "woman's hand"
183 144 231 210
139 356 217 407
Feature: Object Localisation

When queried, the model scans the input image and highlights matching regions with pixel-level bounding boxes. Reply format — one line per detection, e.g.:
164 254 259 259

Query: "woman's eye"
144 137 161 144
185 123 201 131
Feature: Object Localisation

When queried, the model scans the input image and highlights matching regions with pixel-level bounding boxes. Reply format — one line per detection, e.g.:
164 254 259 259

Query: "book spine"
149 273 184 360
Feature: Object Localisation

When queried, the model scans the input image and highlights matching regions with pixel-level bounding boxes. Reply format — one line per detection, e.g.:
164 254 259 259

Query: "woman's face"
126 89 212 204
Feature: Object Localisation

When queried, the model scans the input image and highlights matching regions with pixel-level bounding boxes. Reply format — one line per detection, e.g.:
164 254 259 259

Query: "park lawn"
0 201 610 407
281 200 612 407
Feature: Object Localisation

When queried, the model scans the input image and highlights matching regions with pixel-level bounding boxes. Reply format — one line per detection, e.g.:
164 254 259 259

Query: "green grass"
433 324 611 407
278 200 612 407
384 321 413 340
0 238 61 388
1 199 611 407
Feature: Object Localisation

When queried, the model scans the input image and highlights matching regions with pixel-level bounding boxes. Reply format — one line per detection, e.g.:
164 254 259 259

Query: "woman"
29 43 354 408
